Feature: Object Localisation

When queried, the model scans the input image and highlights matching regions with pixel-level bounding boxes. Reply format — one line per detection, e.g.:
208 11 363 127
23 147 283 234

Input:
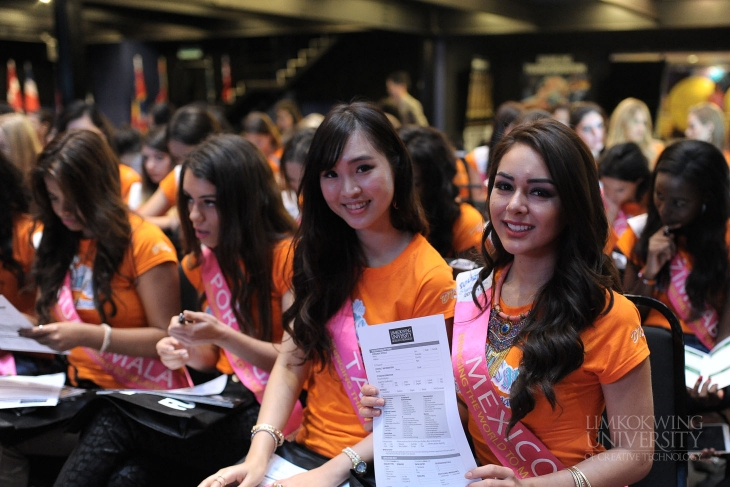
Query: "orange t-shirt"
0 215 36 315
268 147 283 175
119 164 142 206
469 290 649 467
60 214 178 389
451 203 485 255
159 165 182 208
296 234 456 458
617 223 730 337
181 239 293 373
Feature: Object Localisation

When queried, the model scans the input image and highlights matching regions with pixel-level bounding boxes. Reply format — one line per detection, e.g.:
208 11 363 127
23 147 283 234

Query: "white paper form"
255 453 349 487
0 372 66 409
359 314 478 487
0 295 63 354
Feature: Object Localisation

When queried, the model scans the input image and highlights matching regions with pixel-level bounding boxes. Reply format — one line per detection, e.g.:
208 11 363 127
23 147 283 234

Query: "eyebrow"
345 154 374 164
495 171 556 185
181 191 217 198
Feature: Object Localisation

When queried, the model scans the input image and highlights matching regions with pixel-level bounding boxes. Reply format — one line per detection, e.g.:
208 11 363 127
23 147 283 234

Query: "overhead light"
687 54 699 64
39 0 52 4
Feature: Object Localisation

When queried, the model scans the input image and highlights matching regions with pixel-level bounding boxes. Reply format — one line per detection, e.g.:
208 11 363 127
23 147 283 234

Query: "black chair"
624 294 688 487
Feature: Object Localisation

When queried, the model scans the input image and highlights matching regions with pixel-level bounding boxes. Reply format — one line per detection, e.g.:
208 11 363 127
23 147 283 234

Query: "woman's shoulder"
127 213 178 267
586 291 643 341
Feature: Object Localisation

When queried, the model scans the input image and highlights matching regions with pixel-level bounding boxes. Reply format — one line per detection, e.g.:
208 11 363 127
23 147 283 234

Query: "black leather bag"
67 375 256 439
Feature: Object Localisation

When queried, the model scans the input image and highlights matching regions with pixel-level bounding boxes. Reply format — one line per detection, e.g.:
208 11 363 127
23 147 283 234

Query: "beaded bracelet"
567 466 592 487
251 423 284 447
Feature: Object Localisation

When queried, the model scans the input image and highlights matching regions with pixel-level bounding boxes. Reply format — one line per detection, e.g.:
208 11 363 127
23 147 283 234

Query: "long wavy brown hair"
31 130 131 324
478 119 620 432
178 134 296 340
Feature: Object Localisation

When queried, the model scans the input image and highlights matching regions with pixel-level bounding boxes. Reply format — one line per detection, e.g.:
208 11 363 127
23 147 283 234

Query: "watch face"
355 461 367 475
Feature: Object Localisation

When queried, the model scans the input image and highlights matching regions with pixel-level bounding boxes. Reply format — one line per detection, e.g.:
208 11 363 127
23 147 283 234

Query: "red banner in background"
131 54 148 133
6 59 23 112
156 56 168 104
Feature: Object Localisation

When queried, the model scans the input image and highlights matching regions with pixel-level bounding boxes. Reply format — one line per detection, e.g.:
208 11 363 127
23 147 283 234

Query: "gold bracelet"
567 466 592 487
251 423 284 447
567 466 583 487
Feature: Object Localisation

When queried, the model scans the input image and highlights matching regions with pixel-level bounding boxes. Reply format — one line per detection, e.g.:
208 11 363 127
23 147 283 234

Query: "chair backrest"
624 294 688 487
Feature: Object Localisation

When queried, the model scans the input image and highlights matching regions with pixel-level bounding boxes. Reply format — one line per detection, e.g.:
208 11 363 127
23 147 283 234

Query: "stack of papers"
0 295 62 354
0 372 66 409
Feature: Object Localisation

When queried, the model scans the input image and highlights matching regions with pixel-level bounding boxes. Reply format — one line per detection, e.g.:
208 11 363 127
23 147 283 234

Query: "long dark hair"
168 104 219 146
31 130 131 324
598 142 651 201
56 100 117 152
634 139 730 312
399 125 461 257
141 125 172 199
178 134 297 341
283 102 427 364
479 119 619 431
0 151 31 287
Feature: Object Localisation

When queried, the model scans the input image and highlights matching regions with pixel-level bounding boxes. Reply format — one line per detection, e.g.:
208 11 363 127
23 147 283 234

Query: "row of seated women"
0 100 483 486
1 97 727 486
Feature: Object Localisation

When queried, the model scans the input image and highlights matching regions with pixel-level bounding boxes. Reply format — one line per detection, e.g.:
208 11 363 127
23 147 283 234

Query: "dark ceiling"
2 0 730 44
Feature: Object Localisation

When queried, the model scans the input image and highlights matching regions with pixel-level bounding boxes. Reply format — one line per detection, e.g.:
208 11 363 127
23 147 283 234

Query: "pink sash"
452 269 564 478
200 247 303 435
54 274 191 389
0 352 16 376
326 299 368 426
612 209 629 237
667 252 718 350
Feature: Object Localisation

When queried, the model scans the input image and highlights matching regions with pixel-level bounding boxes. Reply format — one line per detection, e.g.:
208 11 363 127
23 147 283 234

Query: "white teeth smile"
346 202 368 210
506 223 533 232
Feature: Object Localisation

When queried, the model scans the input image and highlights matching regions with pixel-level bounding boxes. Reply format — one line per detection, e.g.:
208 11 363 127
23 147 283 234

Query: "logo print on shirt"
71 259 95 310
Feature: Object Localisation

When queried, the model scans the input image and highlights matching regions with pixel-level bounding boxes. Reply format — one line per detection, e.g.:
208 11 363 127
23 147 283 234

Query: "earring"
392 199 399 210
702 203 707 214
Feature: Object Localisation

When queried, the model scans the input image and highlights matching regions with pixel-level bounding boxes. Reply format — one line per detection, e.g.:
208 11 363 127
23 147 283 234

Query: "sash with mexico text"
452 268 564 478
200 247 303 436
54 274 192 390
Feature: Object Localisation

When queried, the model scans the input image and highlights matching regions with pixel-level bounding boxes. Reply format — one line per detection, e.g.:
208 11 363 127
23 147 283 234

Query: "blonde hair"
688 102 726 151
606 98 656 161
0 113 42 178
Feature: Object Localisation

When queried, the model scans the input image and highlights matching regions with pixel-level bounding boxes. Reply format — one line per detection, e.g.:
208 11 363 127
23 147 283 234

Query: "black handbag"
66 375 256 439
276 440 376 487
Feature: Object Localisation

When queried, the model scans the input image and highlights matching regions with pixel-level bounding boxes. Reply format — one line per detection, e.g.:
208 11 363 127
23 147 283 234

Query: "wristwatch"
342 447 367 476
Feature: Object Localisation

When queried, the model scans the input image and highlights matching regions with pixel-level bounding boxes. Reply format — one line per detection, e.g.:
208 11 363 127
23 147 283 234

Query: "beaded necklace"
486 263 532 376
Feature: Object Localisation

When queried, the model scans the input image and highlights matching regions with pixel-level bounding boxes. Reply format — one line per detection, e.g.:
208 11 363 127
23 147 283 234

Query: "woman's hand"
198 461 266 487
359 384 385 433
644 225 680 277
168 310 229 348
18 322 97 352
156 336 190 370
689 376 725 409
464 464 526 486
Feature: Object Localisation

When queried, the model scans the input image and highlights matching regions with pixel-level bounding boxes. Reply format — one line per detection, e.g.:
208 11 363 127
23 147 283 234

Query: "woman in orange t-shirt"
54 134 298 485
620 140 730 399
20 130 181 389
598 142 651 248
201 102 455 487
242 111 283 176
363 120 653 486
400 125 484 259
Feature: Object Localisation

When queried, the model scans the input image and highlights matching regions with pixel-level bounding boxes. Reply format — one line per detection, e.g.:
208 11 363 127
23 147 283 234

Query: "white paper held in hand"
358 314 478 486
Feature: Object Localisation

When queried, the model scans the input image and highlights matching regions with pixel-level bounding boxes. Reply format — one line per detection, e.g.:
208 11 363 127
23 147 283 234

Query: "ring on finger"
216 475 226 486
39 324 43 330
